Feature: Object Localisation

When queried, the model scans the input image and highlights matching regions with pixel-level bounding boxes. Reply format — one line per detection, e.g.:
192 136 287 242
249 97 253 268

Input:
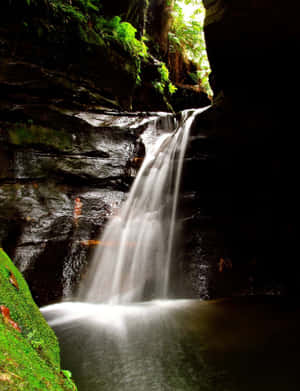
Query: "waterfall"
79 108 208 304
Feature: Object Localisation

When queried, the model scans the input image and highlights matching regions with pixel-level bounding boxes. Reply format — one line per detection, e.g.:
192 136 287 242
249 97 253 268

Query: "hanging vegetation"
168 0 212 96
5 0 177 96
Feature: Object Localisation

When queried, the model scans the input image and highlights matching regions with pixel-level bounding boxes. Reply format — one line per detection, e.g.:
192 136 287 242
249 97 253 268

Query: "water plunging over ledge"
41 108 300 391
78 108 209 304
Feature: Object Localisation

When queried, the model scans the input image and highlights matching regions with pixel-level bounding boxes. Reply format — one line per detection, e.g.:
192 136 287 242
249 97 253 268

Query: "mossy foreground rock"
0 249 77 390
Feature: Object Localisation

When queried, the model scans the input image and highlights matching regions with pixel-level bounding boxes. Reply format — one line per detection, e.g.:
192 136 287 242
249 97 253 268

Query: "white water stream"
79 108 209 304
41 108 300 391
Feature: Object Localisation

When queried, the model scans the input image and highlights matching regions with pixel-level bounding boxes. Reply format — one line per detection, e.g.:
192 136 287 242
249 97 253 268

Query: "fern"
153 63 177 95
95 16 148 59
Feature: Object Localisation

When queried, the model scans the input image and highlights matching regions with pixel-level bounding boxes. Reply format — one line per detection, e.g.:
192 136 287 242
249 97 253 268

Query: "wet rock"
169 85 211 113
180 99 298 299
0 59 122 110
0 108 156 306
0 181 128 306
166 0 300 299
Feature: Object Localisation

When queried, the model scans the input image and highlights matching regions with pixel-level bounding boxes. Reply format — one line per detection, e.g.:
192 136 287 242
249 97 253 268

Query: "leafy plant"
95 15 148 84
158 63 170 82
169 0 212 96
153 63 177 95
17 0 148 86
95 16 148 59
62 370 73 380
168 82 177 94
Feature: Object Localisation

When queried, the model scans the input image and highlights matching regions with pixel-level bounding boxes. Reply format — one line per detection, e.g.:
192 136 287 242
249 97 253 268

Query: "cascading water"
79 108 208 304
41 107 300 391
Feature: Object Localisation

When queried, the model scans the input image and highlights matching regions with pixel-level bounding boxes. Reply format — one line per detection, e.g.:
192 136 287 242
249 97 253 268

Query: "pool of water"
42 297 300 391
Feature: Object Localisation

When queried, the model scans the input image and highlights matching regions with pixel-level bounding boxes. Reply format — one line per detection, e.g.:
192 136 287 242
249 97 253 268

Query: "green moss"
8 123 73 152
0 249 77 390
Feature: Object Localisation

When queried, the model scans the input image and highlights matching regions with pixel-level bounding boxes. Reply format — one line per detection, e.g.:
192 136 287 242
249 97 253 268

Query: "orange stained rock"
81 240 101 247
74 197 83 225
81 240 136 248
0 305 21 332
218 257 233 273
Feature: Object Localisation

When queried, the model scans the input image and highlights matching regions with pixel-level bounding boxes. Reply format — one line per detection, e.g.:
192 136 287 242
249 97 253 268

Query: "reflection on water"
42 297 300 391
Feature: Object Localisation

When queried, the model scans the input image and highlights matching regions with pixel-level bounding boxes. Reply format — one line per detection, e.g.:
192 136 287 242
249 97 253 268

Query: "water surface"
42 297 300 391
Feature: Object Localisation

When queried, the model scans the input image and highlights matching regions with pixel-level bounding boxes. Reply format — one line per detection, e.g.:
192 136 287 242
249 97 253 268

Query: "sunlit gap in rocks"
78 107 209 304
171 0 213 98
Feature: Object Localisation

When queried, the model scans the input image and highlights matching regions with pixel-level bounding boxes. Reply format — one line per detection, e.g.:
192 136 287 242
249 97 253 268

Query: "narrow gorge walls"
180 0 300 297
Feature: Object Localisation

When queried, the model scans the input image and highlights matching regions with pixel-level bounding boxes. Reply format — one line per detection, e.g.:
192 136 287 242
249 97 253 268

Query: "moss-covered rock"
0 249 77 390
8 123 73 152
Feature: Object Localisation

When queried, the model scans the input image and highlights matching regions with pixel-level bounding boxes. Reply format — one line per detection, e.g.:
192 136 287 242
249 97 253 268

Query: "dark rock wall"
178 0 300 298
1 0 300 303
0 24 137 111
0 0 207 112
203 0 300 110
0 0 176 305
147 0 174 54
0 104 152 306
0 0 171 112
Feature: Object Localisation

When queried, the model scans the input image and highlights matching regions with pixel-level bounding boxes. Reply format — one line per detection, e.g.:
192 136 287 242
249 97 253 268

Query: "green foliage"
47 1 88 25
94 15 148 84
168 82 178 94
153 81 165 94
16 1 148 85
153 63 177 95
169 0 212 96
49 0 101 16
158 63 170 82
95 16 148 59
17 0 146 58
7 0 178 95
61 370 73 380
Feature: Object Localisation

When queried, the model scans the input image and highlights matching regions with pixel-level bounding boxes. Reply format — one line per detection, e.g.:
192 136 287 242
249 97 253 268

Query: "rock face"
0 104 157 306
203 0 300 107
1 0 300 303
0 0 206 305
0 249 77 390
0 0 176 112
0 0 209 114
0 1 139 111
177 0 300 298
